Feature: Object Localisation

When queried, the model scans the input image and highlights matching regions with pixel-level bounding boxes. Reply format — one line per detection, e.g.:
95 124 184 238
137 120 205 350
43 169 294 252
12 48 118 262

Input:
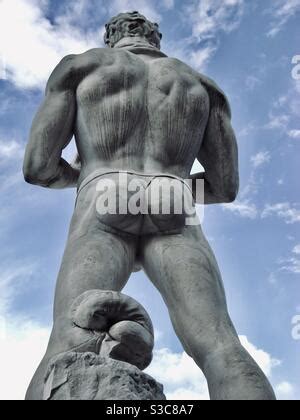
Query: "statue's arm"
23 55 80 189
190 78 239 204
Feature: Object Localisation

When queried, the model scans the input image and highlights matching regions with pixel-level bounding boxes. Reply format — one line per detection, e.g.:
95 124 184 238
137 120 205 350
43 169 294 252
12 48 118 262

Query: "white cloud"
0 139 24 161
245 75 262 91
188 45 218 71
276 83 300 119
281 257 300 274
188 0 245 40
0 264 36 315
0 172 24 196
278 246 300 274
0 0 99 89
0 261 51 400
53 0 106 29
262 202 300 224
222 200 258 219
236 141 271 207
162 0 174 10
0 318 50 400
0 138 26 193
267 0 300 37
259 82 300 163
239 172 259 199
174 0 245 71
238 122 256 138
268 272 278 285
265 113 290 130
154 328 164 344
147 335 284 400
250 151 271 168
288 129 300 139
146 348 209 400
274 94 289 108
0 0 246 88
266 81 300 136
0 0 178 89
293 245 300 255
163 38 216 72
275 381 295 400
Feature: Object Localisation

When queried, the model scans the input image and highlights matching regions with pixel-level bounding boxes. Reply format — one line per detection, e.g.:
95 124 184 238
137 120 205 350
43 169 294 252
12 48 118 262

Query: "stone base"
43 352 166 401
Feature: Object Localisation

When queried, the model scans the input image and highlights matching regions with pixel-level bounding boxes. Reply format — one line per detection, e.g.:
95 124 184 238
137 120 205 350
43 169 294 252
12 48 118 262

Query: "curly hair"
104 11 162 49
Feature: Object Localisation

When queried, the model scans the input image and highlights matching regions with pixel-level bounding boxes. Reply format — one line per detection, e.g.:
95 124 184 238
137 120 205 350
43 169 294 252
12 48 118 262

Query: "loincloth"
75 169 198 238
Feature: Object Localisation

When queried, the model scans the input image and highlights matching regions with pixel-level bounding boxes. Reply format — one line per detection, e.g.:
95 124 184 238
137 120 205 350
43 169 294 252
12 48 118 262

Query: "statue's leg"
26 216 137 400
141 225 276 400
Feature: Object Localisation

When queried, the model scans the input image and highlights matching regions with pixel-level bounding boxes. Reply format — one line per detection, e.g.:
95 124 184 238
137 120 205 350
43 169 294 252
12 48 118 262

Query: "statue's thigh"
140 226 236 355
53 217 137 318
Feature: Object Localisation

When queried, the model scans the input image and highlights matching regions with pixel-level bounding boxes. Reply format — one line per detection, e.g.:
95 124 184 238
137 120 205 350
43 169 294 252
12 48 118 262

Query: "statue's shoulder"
78 47 119 61
166 56 229 101
56 48 108 72
46 48 108 92
197 73 231 113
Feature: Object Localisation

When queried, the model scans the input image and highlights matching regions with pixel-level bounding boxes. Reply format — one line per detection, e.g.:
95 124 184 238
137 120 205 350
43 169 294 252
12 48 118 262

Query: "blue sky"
0 0 299 400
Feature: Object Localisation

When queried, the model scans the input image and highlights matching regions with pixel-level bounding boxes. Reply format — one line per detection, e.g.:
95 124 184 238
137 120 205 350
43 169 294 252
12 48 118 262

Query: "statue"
23 11 276 400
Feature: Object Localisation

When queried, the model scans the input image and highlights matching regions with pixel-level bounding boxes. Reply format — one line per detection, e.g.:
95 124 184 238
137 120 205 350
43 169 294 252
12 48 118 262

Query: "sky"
0 0 299 400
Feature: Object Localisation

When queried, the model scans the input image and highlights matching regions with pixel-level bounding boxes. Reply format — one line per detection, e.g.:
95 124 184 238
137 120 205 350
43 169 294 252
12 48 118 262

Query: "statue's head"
104 11 162 49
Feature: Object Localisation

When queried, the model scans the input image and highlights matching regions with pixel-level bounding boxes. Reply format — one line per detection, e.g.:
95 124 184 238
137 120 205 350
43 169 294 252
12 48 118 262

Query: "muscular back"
24 45 238 204
74 47 210 181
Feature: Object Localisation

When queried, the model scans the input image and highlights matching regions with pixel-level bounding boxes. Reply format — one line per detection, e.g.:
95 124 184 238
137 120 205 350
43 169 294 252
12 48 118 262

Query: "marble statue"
23 11 276 400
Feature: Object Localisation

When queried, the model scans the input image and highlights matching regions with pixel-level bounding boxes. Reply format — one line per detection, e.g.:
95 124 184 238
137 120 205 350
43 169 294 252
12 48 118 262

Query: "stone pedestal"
43 352 166 401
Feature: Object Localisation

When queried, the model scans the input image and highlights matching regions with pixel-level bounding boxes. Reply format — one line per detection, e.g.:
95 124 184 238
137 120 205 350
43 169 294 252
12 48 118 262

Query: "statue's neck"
113 37 167 58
